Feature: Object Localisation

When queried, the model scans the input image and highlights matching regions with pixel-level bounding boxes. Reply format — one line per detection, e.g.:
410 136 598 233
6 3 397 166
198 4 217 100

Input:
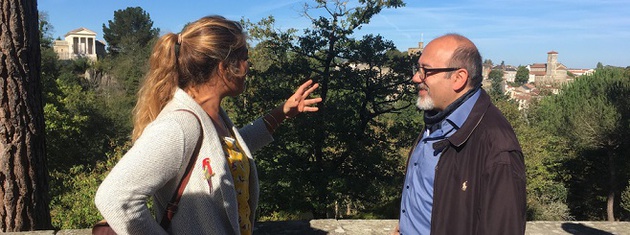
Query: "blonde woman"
95 15 321 235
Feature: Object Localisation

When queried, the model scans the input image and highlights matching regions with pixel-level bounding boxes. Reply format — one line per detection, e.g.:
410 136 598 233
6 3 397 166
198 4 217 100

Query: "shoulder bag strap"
160 109 203 230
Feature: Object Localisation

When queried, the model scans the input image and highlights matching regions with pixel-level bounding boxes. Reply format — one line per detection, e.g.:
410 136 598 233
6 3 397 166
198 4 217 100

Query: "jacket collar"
438 89 491 149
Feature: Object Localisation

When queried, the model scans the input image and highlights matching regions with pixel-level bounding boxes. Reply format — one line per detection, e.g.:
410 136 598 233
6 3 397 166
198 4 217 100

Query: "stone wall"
2 220 630 235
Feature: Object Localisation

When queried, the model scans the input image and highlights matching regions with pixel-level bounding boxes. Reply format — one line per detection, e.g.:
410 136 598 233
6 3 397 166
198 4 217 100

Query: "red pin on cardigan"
202 158 214 179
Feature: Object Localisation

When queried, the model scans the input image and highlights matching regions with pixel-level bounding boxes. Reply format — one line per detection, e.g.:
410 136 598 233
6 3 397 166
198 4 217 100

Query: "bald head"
428 34 483 88
435 34 476 48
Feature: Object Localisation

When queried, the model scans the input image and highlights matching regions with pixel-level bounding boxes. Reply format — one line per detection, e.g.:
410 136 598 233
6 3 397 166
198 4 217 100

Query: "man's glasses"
413 64 460 78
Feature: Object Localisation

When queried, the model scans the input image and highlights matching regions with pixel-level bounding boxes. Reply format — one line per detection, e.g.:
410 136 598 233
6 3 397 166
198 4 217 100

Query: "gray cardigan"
95 88 274 235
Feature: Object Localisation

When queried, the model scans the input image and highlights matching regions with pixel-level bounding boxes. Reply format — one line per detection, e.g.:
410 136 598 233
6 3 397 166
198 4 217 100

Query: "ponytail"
132 33 179 141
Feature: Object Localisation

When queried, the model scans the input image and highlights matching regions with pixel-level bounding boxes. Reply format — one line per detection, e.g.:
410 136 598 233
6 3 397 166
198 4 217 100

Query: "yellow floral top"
222 136 251 235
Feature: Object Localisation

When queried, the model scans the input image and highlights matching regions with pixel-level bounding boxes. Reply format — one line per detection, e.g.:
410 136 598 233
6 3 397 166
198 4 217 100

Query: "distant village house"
53 27 105 61
567 68 595 77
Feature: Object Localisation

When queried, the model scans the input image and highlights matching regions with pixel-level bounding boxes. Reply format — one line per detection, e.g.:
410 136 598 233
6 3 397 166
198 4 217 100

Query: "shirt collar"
444 88 481 130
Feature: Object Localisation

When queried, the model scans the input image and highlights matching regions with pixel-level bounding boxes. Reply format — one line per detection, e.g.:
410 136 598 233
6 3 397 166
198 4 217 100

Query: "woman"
95 15 321 235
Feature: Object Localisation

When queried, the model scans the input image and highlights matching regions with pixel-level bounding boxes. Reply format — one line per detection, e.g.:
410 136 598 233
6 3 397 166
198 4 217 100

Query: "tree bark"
607 150 616 221
0 0 52 231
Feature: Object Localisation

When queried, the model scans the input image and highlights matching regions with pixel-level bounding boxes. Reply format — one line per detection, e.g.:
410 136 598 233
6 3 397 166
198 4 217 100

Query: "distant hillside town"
52 28 595 111
408 40 595 110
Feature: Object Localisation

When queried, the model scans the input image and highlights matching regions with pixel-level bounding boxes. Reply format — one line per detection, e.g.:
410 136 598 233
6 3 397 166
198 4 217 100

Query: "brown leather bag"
91 220 117 235
92 110 202 235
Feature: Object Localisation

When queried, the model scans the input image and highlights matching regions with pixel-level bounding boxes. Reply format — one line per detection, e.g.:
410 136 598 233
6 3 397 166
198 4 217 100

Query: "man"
394 33 526 235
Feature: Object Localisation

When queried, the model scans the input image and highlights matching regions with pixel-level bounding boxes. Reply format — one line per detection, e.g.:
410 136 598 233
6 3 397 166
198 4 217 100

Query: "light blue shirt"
399 89 480 235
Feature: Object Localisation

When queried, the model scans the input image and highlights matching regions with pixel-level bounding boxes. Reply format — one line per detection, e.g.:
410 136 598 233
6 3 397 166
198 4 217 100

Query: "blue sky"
39 0 629 69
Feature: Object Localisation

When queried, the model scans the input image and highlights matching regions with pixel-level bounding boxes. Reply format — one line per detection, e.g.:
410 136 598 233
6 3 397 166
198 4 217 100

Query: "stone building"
490 65 518 83
507 83 541 110
567 68 595 77
528 51 570 86
407 42 424 56
407 37 424 57
53 27 105 61
504 66 517 83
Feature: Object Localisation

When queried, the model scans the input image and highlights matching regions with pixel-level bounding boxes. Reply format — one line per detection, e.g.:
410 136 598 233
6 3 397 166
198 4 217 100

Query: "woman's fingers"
301 83 319 99
295 79 314 95
284 79 321 117
303 98 322 106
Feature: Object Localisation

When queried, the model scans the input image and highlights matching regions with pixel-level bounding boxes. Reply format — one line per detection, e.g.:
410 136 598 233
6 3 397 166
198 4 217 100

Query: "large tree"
0 0 52 231
102 6 159 55
515 65 529 85
483 59 493 68
488 69 505 99
38 11 53 48
101 6 158 97
234 0 413 219
535 67 630 221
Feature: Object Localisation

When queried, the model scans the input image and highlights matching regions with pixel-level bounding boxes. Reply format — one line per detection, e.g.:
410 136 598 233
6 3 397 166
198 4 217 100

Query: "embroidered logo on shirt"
462 181 468 191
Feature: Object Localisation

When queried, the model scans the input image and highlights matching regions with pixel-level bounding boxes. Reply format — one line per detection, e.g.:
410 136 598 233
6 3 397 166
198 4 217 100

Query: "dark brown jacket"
411 89 527 235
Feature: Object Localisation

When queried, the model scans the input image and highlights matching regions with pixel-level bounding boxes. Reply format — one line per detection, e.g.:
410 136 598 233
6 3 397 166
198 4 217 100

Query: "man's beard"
416 96 434 110
416 85 434 110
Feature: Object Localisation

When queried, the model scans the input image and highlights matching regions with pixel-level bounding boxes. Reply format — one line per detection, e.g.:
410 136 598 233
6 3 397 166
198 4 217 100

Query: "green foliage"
42 8 144 228
520 122 573 220
258 211 305 222
597 62 604 69
488 69 507 99
42 53 135 228
97 42 153 96
41 47 61 95
533 67 630 220
536 67 629 151
39 11 54 48
491 94 573 220
49 143 130 229
40 0 630 226
515 65 529 85
42 59 127 171
102 6 159 55
236 0 412 219
483 59 493 68
622 181 630 214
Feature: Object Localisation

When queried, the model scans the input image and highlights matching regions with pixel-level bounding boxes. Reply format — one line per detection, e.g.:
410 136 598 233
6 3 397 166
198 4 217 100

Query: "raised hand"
282 79 322 118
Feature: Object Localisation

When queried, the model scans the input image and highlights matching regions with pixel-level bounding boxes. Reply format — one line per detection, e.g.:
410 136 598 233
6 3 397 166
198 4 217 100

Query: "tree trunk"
607 150 616 221
0 0 52 231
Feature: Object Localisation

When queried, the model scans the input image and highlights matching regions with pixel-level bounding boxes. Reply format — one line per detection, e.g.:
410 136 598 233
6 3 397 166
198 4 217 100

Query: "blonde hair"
132 15 248 141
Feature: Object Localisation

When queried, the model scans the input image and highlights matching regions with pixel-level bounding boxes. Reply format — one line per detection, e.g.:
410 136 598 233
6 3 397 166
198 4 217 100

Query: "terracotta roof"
530 63 546 68
513 93 532 101
547 50 558 54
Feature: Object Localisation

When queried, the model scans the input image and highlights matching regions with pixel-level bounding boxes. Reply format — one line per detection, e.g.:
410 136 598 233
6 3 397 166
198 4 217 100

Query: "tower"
407 33 424 56
546 51 558 77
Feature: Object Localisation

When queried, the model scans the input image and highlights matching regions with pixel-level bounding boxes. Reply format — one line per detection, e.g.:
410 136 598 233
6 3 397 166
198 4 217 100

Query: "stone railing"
2 220 630 234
